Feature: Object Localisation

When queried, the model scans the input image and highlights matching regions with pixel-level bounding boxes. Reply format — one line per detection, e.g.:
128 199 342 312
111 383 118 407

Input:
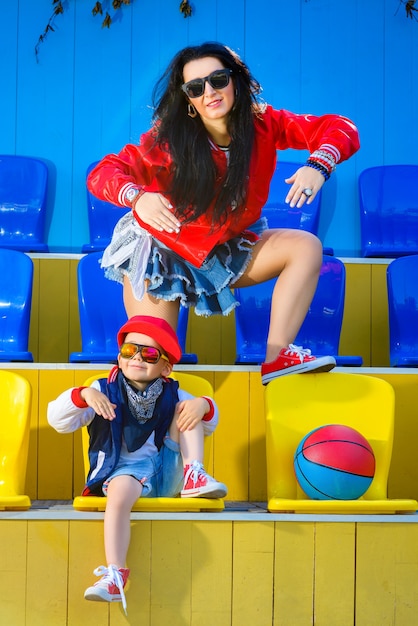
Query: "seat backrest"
0 248 34 360
80 371 214 481
82 162 128 252
295 255 345 354
262 161 322 234
265 373 395 501
234 255 345 363
0 155 48 251
0 370 32 496
359 164 418 257
71 252 194 363
387 254 418 366
75 252 127 359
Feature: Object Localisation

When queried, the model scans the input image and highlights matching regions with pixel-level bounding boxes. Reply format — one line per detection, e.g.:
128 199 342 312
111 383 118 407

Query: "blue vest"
82 373 179 496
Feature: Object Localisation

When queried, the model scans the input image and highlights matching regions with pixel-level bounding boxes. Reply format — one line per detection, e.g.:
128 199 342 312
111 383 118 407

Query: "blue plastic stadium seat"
175 304 198 364
234 254 362 366
261 160 333 255
0 155 48 252
387 255 418 367
70 252 197 364
0 249 34 362
263 161 321 231
82 162 128 253
359 164 418 258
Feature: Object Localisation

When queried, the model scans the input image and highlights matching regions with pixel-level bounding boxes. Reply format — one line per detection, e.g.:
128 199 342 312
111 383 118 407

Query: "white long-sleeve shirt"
48 379 219 464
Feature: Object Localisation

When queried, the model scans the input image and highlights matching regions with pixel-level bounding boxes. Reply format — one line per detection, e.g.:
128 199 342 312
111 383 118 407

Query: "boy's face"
117 332 172 390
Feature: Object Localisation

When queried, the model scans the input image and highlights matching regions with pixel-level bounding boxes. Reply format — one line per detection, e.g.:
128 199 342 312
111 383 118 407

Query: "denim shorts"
102 214 268 317
102 436 183 498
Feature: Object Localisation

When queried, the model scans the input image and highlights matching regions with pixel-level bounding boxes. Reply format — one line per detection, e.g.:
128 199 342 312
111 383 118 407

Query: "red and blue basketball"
293 424 375 500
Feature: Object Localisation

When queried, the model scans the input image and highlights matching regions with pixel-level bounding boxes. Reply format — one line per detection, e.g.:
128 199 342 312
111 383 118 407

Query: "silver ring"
302 188 313 197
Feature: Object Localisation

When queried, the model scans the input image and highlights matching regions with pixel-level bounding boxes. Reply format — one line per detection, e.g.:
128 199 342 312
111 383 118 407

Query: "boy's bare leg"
104 475 143 567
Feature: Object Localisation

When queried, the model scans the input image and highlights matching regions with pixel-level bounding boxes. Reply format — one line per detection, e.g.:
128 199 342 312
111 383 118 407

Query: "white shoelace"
285 344 312 362
184 460 207 487
93 564 128 615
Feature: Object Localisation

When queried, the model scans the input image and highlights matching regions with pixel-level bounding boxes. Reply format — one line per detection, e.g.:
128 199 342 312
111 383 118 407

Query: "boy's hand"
175 397 210 432
81 388 117 420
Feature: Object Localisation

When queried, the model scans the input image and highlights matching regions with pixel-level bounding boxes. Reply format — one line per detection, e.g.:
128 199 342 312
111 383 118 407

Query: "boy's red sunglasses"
119 342 169 364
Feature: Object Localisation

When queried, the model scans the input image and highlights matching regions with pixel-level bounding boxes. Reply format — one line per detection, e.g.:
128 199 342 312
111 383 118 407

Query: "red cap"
117 315 182 364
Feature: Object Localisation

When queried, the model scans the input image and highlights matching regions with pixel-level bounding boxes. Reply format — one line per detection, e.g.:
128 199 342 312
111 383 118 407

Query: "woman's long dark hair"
152 42 262 225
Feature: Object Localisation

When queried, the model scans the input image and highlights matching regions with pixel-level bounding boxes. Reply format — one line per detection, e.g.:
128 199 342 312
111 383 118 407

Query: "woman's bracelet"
306 159 331 181
306 148 338 182
310 149 337 171
124 185 146 207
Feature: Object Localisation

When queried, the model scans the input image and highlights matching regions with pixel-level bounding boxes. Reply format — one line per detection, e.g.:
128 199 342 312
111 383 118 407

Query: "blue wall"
1 0 417 254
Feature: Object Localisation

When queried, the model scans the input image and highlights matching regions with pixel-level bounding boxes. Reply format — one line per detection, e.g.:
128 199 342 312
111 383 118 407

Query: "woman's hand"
133 192 181 233
284 166 325 208
174 397 210 432
81 388 117 420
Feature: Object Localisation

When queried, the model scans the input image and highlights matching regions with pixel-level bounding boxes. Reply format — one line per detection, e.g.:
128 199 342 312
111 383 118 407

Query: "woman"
87 42 360 384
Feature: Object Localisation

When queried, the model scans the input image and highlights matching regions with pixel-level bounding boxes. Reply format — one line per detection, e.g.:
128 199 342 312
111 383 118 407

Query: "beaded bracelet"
312 156 335 172
310 149 337 171
306 158 331 181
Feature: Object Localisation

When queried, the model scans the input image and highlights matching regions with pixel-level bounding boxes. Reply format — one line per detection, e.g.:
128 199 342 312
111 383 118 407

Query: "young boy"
47 315 226 613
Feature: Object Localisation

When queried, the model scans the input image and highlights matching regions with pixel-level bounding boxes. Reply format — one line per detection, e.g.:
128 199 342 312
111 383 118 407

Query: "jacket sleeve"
47 380 101 434
269 106 360 163
87 128 172 208
177 388 219 436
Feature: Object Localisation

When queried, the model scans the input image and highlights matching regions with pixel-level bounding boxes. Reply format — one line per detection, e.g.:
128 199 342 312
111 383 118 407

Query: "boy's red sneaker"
181 461 227 498
261 344 336 385
84 564 130 614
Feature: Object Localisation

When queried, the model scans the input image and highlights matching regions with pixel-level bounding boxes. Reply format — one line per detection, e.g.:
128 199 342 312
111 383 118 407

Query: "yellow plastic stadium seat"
265 372 418 514
0 371 32 510
73 371 224 512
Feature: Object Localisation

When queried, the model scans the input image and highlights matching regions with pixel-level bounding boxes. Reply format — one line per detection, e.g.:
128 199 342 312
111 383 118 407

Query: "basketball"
293 424 376 500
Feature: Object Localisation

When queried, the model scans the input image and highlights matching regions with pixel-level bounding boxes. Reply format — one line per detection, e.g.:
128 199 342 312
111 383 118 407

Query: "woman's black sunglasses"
181 69 233 99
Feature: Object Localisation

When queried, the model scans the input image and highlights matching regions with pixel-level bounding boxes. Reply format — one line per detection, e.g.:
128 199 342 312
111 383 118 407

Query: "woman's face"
182 56 235 127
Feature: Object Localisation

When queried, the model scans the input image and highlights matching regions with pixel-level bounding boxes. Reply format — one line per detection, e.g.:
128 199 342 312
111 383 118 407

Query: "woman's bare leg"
233 228 323 362
123 228 322 362
123 276 180 330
